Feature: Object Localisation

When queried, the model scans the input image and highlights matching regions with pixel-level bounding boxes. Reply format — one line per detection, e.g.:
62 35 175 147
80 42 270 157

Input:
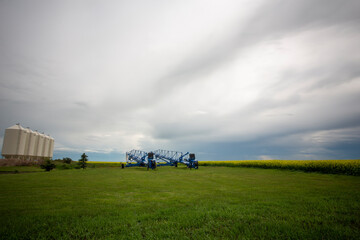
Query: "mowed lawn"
0 166 359 239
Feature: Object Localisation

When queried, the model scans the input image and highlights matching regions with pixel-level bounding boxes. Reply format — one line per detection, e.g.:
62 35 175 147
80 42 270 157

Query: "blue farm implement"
125 149 198 169
125 150 157 170
154 149 198 169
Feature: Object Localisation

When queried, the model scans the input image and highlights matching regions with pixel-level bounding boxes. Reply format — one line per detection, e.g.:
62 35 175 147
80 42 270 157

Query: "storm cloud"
1 0 359 160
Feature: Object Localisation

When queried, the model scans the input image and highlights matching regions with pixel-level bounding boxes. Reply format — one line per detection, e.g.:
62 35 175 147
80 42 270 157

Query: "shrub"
62 157 72 164
56 163 73 170
40 159 56 172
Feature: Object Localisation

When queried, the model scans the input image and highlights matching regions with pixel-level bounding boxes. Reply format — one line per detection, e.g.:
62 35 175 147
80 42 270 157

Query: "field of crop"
200 160 360 175
0 165 359 239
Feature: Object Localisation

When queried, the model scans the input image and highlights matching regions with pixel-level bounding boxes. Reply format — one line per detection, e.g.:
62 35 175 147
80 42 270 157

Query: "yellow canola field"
199 160 360 175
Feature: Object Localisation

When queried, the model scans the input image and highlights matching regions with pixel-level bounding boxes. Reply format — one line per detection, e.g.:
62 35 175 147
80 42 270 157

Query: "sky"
0 0 360 161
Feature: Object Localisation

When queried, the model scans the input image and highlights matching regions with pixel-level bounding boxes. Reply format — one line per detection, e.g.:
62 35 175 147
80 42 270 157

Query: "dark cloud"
1 0 359 160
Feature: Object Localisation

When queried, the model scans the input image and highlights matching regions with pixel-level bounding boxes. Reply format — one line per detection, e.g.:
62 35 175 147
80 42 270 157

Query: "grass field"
0 166 359 239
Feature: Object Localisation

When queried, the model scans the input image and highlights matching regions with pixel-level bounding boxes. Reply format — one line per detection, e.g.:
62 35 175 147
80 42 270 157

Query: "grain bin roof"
7 124 25 130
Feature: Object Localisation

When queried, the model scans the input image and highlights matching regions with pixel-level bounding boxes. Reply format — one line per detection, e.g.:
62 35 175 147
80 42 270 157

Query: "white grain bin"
1 124 28 159
25 129 37 159
48 136 54 158
36 133 45 158
23 128 31 159
33 131 40 158
42 135 50 158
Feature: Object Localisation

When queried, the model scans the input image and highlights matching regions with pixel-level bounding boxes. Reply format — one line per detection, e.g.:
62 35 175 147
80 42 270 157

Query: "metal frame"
125 150 158 170
125 149 148 167
125 149 198 169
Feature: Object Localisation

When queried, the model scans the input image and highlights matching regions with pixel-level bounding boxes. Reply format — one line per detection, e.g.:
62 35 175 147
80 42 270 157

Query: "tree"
62 157 72 164
78 153 88 169
41 159 56 171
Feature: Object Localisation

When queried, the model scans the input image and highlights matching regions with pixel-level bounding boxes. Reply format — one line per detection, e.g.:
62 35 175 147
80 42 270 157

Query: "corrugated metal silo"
18 126 28 158
23 128 30 159
2 124 55 160
36 133 45 158
48 136 54 158
25 129 37 159
1 124 28 159
42 135 50 158
33 131 40 158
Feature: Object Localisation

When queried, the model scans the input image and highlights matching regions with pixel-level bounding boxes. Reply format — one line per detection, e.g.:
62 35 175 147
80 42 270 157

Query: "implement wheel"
194 161 199 169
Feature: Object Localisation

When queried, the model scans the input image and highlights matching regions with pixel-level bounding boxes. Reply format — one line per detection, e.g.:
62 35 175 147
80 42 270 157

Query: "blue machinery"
125 149 198 170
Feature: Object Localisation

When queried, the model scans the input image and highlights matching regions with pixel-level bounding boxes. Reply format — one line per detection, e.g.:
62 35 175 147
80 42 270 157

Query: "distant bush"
56 163 74 170
40 159 56 172
199 160 360 175
62 157 73 164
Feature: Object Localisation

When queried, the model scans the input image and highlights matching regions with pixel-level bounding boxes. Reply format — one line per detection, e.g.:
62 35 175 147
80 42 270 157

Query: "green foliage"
62 157 73 164
86 162 126 168
40 159 56 171
78 153 88 169
200 160 360 175
0 167 359 239
56 163 74 170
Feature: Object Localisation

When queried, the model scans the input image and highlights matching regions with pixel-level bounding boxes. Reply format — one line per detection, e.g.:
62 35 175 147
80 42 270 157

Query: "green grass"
0 166 359 239
87 161 125 168
51 161 125 169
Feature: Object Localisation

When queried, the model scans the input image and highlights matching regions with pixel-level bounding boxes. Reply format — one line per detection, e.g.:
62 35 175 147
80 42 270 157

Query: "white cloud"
258 155 273 160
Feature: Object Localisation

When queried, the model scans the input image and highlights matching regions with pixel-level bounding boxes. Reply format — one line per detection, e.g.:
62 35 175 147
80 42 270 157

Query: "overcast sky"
1 0 360 161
